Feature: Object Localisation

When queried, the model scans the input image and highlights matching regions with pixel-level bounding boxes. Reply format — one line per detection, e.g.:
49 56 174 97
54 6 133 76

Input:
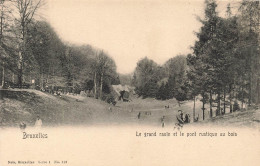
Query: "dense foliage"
132 0 259 120
0 0 119 101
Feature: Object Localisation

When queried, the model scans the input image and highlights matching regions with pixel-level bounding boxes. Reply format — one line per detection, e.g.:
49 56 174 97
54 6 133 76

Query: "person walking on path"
35 115 42 128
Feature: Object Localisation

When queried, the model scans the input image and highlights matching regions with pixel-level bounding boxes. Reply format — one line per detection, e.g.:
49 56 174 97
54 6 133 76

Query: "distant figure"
221 108 224 115
109 107 112 112
165 105 169 109
35 116 42 128
19 122 26 130
161 116 165 128
145 111 151 115
194 114 199 122
184 114 190 123
137 112 141 119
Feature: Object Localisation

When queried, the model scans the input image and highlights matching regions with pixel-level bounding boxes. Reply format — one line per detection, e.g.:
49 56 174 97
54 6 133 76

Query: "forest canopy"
0 0 259 115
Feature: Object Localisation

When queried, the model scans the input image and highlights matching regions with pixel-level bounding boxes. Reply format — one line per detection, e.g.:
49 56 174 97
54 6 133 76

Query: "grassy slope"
194 108 260 129
0 89 259 128
0 89 109 127
0 89 198 127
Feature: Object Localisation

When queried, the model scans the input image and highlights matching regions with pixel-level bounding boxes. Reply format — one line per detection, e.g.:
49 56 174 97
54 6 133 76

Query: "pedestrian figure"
19 122 26 131
177 110 184 123
145 111 151 115
137 112 141 119
165 105 169 109
174 110 184 130
161 116 165 128
194 114 199 122
35 115 42 128
221 108 224 115
184 114 190 123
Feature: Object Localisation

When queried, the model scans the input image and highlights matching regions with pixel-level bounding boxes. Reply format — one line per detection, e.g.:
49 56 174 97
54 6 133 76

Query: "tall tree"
164 55 188 100
13 0 44 88
90 50 117 99
0 0 13 87
132 57 162 98
188 0 219 119
27 21 67 88
238 0 260 105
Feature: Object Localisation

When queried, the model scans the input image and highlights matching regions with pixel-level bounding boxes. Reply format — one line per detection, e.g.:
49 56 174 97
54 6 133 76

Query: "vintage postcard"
0 0 260 166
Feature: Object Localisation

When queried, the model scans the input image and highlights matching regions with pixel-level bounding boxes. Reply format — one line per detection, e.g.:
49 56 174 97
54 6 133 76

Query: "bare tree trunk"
217 91 221 116
12 72 15 83
230 95 233 113
18 50 23 88
193 96 196 121
257 1 260 104
248 5 253 106
230 84 233 113
100 72 103 100
1 62 4 87
0 5 4 87
249 54 252 106
41 72 44 90
202 92 205 120
18 25 25 89
242 85 244 109
223 88 226 114
257 77 260 104
94 72 97 99
210 90 213 118
46 65 50 85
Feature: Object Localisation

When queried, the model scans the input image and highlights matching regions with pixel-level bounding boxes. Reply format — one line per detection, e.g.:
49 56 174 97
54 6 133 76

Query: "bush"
233 101 240 112
102 93 116 105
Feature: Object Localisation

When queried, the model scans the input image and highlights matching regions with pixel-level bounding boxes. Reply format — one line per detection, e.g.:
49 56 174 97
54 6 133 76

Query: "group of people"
161 110 191 128
136 109 192 128
177 110 191 124
176 110 191 127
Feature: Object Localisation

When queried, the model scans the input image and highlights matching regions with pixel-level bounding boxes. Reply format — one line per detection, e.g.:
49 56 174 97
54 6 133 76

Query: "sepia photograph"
0 0 260 165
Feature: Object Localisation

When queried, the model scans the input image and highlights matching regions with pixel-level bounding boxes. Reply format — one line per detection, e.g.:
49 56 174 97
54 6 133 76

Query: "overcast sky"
45 0 239 74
